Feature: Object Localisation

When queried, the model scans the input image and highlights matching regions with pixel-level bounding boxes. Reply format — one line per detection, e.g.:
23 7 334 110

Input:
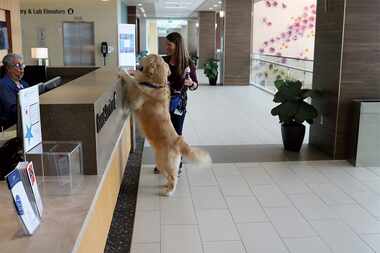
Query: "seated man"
0 54 28 129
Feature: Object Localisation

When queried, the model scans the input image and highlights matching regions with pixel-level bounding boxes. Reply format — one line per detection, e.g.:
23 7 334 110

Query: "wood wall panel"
223 0 251 85
310 0 345 157
199 11 216 67
335 0 380 158
0 0 22 54
311 0 380 160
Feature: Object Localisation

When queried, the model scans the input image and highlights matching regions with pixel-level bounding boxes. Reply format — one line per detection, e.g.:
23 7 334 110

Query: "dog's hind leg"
160 152 181 197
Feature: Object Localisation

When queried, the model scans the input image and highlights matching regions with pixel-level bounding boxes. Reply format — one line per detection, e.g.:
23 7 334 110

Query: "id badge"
174 108 183 116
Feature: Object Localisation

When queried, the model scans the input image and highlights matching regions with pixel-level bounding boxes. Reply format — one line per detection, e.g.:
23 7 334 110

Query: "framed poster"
0 21 9 50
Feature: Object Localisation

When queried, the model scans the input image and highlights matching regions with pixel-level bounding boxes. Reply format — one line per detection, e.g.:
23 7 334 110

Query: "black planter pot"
209 77 217 86
281 122 305 152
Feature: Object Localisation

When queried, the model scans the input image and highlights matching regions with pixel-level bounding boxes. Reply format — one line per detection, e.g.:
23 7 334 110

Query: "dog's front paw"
160 187 174 197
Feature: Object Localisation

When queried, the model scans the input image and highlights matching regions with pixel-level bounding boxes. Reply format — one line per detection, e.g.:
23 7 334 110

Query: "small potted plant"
136 50 148 62
271 79 318 152
190 55 199 67
203 58 218 85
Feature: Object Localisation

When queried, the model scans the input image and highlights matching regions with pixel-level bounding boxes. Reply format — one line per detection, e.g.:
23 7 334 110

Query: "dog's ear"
118 70 129 83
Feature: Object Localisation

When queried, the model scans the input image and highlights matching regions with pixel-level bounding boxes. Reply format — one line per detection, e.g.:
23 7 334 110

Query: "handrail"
252 57 313 74
252 53 314 63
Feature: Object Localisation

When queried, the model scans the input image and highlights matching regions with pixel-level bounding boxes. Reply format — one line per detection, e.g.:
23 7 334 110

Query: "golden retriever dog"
119 54 211 196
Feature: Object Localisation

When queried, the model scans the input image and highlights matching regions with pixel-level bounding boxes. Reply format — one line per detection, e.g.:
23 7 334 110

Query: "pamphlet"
5 168 41 235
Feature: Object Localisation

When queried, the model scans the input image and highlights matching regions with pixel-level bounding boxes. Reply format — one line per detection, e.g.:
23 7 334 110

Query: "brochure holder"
25 141 83 196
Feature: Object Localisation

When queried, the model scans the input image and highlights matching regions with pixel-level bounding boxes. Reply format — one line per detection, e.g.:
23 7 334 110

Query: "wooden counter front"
39 67 127 175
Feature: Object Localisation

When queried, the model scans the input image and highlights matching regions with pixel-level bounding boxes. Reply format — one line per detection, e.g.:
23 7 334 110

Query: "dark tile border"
104 132 145 253
142 144 331 164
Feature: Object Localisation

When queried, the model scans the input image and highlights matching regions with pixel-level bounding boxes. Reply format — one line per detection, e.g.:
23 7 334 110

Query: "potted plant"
203 58 218 85
190 55 199 67
136 50 148 62
271 79 318 152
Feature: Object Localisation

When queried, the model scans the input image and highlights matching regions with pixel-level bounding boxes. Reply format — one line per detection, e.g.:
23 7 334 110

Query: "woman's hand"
184 78 193 87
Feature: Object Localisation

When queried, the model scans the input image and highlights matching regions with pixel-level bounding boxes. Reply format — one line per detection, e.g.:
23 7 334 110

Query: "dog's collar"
139 81 164 89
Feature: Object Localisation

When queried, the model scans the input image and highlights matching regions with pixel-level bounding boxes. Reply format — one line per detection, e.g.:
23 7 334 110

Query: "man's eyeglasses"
12 63 25 70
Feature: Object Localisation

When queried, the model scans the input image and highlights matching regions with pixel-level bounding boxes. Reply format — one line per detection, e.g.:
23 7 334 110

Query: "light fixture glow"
219 10 225 17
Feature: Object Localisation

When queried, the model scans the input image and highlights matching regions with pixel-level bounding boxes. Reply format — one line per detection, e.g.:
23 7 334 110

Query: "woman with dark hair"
154 32 198 175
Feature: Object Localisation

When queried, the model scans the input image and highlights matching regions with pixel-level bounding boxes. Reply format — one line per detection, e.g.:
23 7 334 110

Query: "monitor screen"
43 76 62 93
23 65 47 86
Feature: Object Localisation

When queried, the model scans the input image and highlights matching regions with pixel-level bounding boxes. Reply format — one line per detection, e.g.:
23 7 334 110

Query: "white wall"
20 0 120 68
252 0 316 60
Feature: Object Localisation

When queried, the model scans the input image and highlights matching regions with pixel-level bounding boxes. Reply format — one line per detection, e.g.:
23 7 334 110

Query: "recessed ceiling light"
100 0 109 2
209 7 213 10
138 3 142 6
214 4 218 7
218 1 222 4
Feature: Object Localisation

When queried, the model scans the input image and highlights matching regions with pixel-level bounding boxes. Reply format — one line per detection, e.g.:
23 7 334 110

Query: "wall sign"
18 85 42 153
20 8 75 15
96 92 117 133
118 24 136 67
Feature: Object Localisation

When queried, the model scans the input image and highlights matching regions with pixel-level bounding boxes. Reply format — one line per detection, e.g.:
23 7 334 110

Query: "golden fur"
119 54 211 196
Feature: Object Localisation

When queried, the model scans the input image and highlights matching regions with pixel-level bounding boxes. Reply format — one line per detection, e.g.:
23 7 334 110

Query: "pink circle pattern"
259 3 316 60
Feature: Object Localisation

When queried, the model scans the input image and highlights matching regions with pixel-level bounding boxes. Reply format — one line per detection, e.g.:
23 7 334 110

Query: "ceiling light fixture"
219 10 225 17
218 1 222 4
138 3 142 6
209 7 213 10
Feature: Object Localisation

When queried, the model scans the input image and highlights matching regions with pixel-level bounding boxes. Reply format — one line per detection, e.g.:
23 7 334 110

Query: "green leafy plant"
137 50 148 62
271 79 318 124
203 58 219 81
190 55 199 66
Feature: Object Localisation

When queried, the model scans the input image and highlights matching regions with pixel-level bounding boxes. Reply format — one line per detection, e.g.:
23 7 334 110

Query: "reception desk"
0 67 132 253
40 67 128 175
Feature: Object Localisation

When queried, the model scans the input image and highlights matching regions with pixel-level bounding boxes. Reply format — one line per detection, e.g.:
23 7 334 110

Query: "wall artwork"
253 0 317 60
0 21 9 50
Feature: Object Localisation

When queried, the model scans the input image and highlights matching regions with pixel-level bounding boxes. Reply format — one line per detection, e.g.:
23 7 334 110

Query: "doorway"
63 22 95 66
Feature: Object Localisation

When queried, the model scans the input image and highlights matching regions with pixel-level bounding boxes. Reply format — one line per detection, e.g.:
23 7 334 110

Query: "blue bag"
170 95 182 113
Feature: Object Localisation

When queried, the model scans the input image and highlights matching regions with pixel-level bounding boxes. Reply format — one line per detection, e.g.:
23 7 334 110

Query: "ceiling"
127 0 224 18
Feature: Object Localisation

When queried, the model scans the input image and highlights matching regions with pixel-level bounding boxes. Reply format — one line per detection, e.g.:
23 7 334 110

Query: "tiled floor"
131 161 380 253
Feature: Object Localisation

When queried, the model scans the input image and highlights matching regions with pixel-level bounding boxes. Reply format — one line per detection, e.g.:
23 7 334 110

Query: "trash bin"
352 99 380 167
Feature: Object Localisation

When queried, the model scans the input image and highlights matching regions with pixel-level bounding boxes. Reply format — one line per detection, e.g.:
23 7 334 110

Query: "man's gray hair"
2 53 23 68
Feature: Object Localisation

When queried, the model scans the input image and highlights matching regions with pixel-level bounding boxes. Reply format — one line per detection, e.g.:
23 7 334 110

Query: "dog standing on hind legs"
119 54 211 196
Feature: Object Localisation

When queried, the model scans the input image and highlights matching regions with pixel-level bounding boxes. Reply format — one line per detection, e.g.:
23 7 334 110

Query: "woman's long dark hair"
166 32 190 77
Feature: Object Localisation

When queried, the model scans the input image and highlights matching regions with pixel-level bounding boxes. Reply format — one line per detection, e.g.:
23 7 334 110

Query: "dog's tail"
177 137 212 167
